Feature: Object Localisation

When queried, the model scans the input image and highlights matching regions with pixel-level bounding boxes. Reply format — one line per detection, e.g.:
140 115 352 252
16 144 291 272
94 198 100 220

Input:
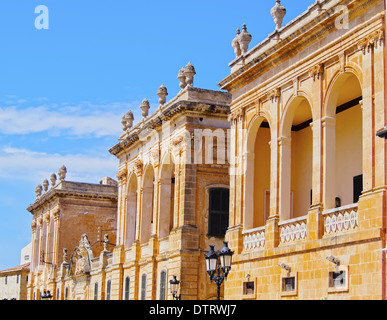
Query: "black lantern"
204 242 234 300
41 290 53 300
169 276 181 300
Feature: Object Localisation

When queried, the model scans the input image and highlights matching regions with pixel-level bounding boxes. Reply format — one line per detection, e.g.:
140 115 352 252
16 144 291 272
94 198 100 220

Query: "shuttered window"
124 277 130 300
141 274 147 300
208 188 230 237
159 270 166 300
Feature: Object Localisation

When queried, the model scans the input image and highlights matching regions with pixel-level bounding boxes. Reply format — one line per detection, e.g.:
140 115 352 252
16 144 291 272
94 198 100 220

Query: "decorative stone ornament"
140 99 150 118
50 173 57 187
178 68 187 89
122 110 134 131
184 62 196 86
58 165 67 181
232 28 242 57
42 179 49 192
271 0 287 30
239 24 252 55
157 84 168 105
35 185 43 198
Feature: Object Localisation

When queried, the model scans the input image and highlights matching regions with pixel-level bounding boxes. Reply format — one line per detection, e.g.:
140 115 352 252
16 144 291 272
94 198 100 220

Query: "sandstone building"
107 65 231 300
219 0 387 299
26 167 118 300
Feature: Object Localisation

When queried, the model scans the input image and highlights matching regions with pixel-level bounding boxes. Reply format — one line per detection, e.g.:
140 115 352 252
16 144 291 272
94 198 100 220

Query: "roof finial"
271 0 287 30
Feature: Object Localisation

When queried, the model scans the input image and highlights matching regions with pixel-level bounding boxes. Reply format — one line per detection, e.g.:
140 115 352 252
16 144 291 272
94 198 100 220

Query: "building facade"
0 263 30 300
26 166 118 300
219 0 387 299
107 65 232 300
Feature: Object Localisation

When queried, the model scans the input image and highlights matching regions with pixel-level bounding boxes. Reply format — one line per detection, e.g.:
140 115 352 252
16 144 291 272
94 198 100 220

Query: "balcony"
323 203 358 236
243 227 265 251
279 215 308 245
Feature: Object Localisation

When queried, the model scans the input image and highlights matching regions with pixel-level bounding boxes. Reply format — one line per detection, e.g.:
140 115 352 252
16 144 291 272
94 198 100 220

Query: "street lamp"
41 290 53 300
204 241 234 301
169 276 181 300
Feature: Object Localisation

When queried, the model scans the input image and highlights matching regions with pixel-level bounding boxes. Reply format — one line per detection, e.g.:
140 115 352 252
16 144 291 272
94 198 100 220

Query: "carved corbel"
309 63 324 80
134 159 143 177
269 88 281 102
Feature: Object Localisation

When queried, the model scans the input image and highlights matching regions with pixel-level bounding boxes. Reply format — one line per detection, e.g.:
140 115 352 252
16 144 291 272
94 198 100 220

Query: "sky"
0 0 314 270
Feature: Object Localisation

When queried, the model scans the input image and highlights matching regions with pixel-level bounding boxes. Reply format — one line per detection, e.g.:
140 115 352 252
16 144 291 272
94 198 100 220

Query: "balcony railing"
279 215 308 244
243 226 265 251
323 203 358 236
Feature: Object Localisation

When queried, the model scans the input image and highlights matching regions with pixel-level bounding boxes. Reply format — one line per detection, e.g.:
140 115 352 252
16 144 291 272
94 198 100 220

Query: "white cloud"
0 147 118 184
0 101 144 138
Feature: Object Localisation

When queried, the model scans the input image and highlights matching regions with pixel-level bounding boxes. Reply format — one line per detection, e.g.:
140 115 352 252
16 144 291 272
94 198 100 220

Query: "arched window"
208 188 230 237
141 273 147 300
106 280 111 300
124 276 130 300
159 270 167 300
94 282 98 300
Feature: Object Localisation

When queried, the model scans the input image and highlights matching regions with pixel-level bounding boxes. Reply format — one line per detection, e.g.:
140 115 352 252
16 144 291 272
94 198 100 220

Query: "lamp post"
41 290 53 300
204 241 234 301
169 276 181 300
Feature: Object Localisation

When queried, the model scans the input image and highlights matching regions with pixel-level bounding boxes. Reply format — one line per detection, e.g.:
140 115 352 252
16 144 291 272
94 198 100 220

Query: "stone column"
361 41 375 193
373 30 385 188
243 152 255 230
278 136 291 221
322 116 336 210
52 209 60 266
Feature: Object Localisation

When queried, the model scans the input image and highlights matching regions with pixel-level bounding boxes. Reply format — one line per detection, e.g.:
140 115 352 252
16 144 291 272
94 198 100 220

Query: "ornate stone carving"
69 234 94 276
35 185 43 199
184 62 196 87
42 179 49 192
157 84 168 105
309 63 324 80
271 0 287 30
50 173 57 188
178 68 187 89
238 23 252 55
140 99 150 118
269 88 281 102
134 158 143 176
358 28 385 54
122 110 134 131
58 165 67 181
232 28 241 57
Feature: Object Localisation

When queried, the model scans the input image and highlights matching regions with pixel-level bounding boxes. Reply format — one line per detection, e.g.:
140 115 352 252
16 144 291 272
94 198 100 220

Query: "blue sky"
0 0 313 270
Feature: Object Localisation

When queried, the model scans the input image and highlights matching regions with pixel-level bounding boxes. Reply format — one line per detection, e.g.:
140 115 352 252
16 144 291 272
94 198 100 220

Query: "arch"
159 153 176 238
279 94 314 220
324 70 363 118
244 115 272 229
141 164 155 243
125 172 138 248
323 71 363 209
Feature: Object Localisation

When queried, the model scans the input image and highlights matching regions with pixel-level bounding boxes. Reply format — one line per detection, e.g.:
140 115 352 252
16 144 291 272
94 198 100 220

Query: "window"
106 280 111 300
282 277 296 292
16 275 19 284
65 287 68 300
124 277 130 300
5 276 7 285
329 271 346 288
328 266 349 293
243 282 255 295
353 175 363 203
141 274 147 300
56 288 60 300
208 188 230 237
94 282 98 300
280 273 298 297
159 270 166 300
